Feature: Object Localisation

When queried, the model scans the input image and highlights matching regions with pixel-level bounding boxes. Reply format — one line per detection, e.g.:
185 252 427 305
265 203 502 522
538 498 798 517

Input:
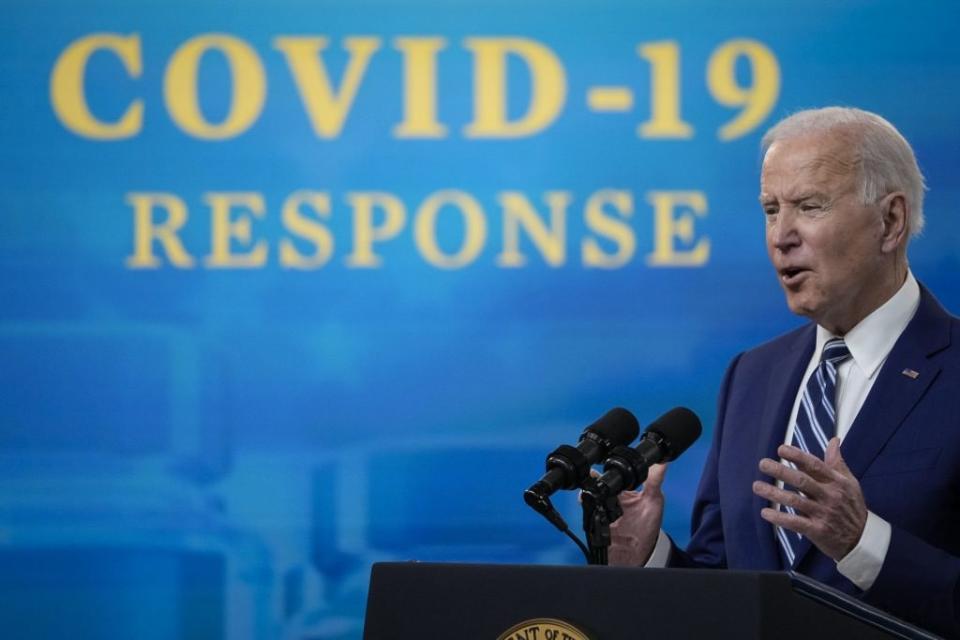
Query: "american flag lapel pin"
901 368 920 379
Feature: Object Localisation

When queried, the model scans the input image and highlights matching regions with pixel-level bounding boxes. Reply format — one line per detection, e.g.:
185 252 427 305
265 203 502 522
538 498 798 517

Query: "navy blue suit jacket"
670 286 960 637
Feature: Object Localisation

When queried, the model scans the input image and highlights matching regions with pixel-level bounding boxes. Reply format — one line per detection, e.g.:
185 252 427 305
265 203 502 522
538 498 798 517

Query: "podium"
364 563 940 639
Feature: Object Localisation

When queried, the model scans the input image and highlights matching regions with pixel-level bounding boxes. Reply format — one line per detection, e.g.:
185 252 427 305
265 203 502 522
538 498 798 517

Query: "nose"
769 209 800 253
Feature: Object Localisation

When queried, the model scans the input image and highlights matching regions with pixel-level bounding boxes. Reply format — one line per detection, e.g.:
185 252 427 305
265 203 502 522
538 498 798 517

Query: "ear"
879 192 909 253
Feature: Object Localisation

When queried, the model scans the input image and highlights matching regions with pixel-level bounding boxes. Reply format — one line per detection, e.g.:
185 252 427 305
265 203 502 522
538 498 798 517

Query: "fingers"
757 458 827 499
824 437 853 476
578 469 600 504
752 479 817 515
760 506 811 537
617 465 667 504
824 437 841 465
581 461 669 507
777 444 838 481
756 439 868 561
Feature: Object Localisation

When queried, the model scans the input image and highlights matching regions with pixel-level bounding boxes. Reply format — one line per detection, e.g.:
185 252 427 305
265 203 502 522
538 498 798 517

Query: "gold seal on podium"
497 618 592 640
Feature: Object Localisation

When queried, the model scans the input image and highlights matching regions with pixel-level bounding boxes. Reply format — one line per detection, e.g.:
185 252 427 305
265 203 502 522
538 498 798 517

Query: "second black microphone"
525 407 639 501
589 406 702 497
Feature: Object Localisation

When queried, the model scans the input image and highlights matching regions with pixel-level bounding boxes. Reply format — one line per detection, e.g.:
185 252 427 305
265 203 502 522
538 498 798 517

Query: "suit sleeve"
667 352 743 569
863 524 960 638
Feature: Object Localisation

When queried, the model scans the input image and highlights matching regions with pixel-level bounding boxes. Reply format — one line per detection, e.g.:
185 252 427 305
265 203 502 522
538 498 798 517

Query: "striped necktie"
776 337 851 567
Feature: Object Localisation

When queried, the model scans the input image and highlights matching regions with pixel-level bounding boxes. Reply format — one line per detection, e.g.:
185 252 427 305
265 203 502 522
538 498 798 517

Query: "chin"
783 294 818 320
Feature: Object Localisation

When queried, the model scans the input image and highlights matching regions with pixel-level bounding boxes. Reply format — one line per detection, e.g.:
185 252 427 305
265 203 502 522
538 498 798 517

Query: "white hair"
761 107 927 236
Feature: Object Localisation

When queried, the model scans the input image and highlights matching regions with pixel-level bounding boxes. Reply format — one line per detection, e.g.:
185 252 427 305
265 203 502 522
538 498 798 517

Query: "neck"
822 261 908 336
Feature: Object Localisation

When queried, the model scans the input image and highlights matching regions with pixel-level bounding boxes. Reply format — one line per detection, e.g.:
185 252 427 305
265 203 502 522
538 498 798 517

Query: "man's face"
760 132 889 334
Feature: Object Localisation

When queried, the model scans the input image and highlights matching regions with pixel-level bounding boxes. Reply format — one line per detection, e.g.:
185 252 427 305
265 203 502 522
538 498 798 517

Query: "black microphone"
591 407 701 497
525 407 639 503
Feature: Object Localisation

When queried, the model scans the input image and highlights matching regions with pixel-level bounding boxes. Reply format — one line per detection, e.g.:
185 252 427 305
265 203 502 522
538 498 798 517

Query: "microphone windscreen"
585 407 640 446
646 407 702 460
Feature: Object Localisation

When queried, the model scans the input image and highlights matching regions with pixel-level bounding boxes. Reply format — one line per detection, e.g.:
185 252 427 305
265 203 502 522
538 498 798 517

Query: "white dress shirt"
780 270 919 589
645 271 921 588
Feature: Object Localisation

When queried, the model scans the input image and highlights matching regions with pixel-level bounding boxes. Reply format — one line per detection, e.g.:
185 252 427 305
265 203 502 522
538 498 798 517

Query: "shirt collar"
814 270 920 379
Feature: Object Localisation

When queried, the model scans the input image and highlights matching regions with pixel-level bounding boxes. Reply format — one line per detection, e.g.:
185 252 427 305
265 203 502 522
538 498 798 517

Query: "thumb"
642 462 669 494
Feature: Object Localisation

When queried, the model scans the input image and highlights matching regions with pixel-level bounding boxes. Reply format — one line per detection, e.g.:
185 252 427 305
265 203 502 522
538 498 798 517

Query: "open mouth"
780 267 809 284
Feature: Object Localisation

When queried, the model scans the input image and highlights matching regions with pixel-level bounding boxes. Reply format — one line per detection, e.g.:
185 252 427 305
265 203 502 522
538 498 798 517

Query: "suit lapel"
840 287 951 479
753 325 815 568
791 286 952 570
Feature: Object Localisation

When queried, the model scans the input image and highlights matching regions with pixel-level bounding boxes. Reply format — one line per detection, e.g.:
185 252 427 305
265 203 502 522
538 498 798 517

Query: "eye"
762 204 779 216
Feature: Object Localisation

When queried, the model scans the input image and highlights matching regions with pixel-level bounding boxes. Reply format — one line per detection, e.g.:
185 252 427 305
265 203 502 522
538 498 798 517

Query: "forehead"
760 133 859 197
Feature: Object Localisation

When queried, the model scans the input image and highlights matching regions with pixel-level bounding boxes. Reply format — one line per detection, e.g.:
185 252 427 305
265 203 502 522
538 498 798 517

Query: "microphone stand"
580 482 623 566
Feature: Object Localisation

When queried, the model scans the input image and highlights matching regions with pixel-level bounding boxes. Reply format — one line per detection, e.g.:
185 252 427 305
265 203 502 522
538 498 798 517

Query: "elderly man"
611 107 960 637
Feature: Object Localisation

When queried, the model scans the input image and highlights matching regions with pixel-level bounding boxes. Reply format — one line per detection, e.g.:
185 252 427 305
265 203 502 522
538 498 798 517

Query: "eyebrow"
758 191 827 204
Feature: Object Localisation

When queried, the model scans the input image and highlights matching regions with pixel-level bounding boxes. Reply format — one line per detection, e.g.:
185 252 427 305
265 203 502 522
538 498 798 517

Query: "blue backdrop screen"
1 1 959 638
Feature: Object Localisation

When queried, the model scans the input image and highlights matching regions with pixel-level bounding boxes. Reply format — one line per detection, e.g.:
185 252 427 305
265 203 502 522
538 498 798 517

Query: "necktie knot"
821 338 851 366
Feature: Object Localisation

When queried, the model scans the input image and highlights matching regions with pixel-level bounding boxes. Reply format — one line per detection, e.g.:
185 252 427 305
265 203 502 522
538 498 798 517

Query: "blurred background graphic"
1 1 959 637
